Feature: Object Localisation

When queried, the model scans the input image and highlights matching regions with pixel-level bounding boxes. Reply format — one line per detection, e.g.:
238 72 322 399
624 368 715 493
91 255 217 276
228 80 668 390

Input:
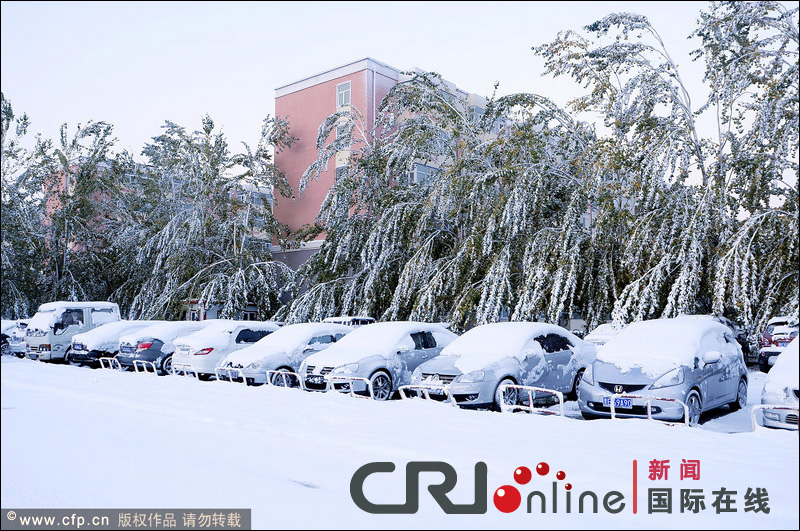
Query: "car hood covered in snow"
597 317 733 378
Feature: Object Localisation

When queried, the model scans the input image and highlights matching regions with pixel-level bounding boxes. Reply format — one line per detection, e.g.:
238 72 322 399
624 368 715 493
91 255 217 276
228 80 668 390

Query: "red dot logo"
556 471 566 480
565 483 572 490
536 462 550 476
514 466 532 484
493 486 522 513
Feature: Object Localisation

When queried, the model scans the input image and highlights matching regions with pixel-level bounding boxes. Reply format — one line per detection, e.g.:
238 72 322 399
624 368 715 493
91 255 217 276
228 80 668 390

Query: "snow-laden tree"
277 72 600 330
1 93 51 318
1 92 127 315
533 1 798 338
120 115 297 320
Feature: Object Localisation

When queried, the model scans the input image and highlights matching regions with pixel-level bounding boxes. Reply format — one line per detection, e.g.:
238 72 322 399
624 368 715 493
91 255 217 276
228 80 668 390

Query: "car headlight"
650 367 684 389
582 364 594 385
457 370 485 383
332 362 359 374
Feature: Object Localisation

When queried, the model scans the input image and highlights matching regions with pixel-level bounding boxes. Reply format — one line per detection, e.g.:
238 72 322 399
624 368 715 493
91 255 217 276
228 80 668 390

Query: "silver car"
760 337 799 430
299 321 459 400
410 322 595 410
578 317 749 425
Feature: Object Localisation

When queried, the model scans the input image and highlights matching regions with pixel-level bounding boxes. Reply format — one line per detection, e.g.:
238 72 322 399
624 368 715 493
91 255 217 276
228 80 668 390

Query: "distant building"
271 57 487 269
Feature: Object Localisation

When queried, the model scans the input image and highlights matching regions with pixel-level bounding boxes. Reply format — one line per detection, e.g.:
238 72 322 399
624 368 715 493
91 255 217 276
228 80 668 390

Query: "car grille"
321 367 333 375
306 365 315 374
599 382 647 393
422 373 456 385
787 414 799 425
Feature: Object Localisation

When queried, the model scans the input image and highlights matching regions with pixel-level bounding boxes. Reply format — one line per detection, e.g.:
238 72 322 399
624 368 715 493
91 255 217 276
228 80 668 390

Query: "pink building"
272 58 486 269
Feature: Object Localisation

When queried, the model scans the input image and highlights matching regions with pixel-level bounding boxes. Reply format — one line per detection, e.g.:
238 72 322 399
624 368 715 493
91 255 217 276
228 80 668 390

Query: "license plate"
122 346 134 353
777 342 788 347
307 375 324 385
603 396 633 409
427 387 445 396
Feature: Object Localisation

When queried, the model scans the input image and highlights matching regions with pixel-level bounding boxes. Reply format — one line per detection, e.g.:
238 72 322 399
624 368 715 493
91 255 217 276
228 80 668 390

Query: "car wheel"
369 371 393 401
271 367 297 388
160 355 173 375
729 378 747 411
1 343 9 356
63 349 73 365
685 390 702 426
758 361 771 373
568 369 585 401
493 378 518 412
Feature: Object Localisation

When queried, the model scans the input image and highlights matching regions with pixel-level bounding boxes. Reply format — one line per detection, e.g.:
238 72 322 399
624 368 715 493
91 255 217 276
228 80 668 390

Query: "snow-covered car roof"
439 322 584 373
174 320 282 350
597 317 732 376
119 320 218 345
72 320 165 352
762 337 799 401
223 322 354 366
442 322 577 358
767 315 798 326
306 321 456 364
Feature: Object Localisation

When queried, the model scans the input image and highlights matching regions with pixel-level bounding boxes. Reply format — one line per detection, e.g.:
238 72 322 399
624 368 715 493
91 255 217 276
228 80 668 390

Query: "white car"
760 337 799 430
172 320 282 379
217 322 354 385
300 321 459 400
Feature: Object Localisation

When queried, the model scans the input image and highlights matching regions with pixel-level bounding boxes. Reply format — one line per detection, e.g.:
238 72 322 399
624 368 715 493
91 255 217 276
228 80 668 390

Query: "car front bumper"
578 381 689 421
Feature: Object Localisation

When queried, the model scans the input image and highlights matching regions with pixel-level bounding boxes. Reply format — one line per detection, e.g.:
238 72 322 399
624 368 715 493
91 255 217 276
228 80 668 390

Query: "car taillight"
196 348 214 355
136 342 153 351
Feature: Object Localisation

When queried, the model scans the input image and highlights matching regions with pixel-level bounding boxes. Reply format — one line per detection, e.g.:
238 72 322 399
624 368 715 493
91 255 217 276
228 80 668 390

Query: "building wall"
273 59 398 241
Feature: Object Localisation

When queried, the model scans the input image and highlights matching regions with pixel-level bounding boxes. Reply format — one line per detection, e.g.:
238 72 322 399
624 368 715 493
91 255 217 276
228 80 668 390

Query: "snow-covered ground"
1 356 797 529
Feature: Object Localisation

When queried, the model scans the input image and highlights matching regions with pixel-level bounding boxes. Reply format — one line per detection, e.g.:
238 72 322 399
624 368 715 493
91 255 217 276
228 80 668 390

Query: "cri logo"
351 461 626 515
494 462 570 513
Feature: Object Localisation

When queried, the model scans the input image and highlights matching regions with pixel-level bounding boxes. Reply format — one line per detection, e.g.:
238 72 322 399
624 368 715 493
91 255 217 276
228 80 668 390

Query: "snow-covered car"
578 317 749 425
760 337 799 430
2 319 28 357
583 323 625 348
70 320 166 365
25 301 121 362
322 316 376 327
758 323 798 373
172 320 282 380
410 322 595 411
217 322 354 385
117 320 217 375
299 321 458 400
678 314 753 363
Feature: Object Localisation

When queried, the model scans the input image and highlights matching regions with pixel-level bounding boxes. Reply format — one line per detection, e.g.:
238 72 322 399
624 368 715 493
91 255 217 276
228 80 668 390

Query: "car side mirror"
702 351 721 364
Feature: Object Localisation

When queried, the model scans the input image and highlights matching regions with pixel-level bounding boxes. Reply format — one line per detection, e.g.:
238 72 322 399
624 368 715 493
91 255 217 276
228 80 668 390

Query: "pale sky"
1 1 714 159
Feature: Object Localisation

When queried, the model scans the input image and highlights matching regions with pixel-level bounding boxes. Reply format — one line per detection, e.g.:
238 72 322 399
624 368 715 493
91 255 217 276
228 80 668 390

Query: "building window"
335 167 348 182
407 163 438 185
242 310 257 321
337 81 351 108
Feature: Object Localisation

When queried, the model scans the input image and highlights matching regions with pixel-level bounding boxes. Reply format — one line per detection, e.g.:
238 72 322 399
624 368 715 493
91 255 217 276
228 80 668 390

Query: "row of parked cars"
4 301 798 430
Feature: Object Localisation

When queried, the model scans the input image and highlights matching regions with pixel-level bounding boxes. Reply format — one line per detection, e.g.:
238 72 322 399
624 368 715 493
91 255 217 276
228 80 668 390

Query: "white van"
26 301 121 362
